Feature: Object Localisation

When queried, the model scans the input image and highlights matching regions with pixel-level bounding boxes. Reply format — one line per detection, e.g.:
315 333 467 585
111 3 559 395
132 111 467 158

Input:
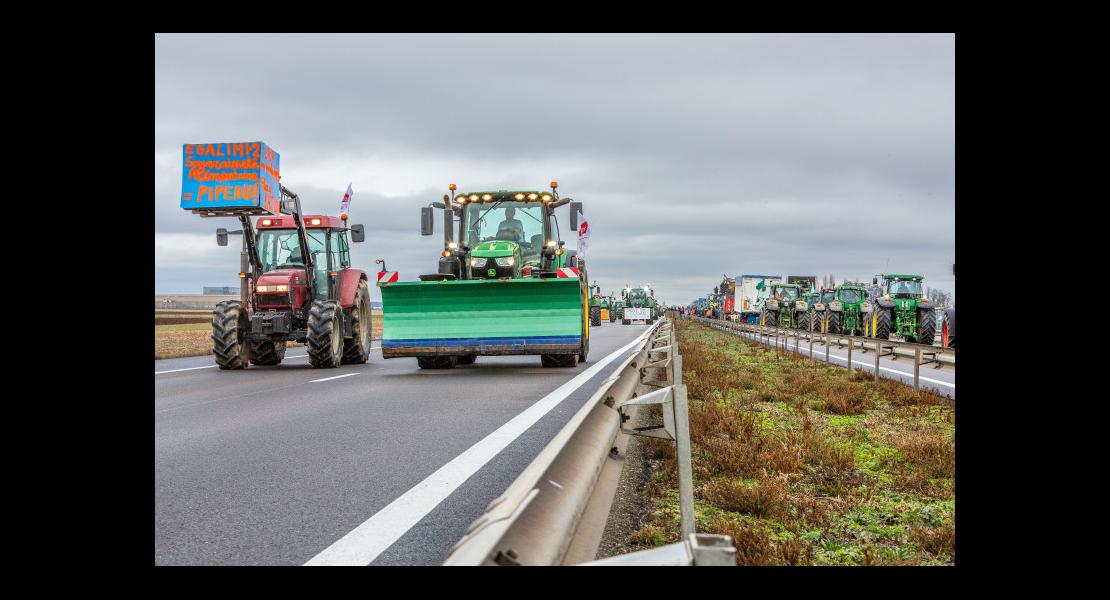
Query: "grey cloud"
155 33 954 304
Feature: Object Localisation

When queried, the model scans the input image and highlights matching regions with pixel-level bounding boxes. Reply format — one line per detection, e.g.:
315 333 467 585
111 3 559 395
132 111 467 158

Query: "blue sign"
180 142 281 214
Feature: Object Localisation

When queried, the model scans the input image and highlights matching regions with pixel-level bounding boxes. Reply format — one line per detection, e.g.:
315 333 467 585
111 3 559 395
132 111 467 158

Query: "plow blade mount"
381 278 585 358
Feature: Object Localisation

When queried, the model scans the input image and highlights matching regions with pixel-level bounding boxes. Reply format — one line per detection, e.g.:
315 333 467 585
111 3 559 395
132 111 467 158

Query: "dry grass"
625 320 955 565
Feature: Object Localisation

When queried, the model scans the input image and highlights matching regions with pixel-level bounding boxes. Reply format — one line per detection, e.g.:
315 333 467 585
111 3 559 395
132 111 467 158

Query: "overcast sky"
155 33 954 304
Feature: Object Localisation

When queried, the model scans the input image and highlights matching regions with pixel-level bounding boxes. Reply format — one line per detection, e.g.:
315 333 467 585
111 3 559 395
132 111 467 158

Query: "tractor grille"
471 259 514 279
256 293 290 308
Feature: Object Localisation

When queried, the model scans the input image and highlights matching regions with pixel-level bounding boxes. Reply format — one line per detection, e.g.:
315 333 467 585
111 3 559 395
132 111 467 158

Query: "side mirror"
216 228 228 247
569 201 583 231
350 224 366 243
421 207 434 236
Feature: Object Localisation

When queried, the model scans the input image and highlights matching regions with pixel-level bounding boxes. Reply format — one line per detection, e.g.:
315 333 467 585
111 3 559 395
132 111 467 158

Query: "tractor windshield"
257 228 329 296
886 280 923 298
464 201 546 266
774 286 799 302
839 289 863 303
821 291 836 304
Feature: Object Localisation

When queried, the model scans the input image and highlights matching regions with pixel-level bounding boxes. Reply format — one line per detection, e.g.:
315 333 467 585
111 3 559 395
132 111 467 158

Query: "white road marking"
310 372 360 383
304 327 656 566
155 347 379 375
736 332 954 389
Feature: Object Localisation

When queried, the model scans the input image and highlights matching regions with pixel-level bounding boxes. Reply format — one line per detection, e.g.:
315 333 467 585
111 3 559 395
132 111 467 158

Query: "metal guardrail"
687 315 953 390
443 316 735 566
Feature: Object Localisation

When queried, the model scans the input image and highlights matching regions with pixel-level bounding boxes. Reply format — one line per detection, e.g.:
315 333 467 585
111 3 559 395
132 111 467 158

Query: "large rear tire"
798 311 810 331
609 309 616 323
874 308 892 340
590 305 601 327
212 300 250 369
762 309 777 328
342 280 371 364
417 356 458 369
250 339 286 366
307 300 343 368
827 311 841 334
918 309 937 345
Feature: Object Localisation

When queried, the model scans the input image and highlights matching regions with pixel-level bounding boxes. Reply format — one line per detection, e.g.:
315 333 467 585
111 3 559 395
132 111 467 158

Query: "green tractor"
605 292 618 322
588 282 612 326
621 284 658 324
760 282 806 328
871 274 936 344
800 291 821 331
824 284 872 335
612 297 625 322
379 183 591 369
808 288 838 332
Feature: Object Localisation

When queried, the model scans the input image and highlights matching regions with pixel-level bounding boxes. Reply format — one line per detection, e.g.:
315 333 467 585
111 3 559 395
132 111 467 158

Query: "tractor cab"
253 215 357 308
882 275 925 301
431 186 577 281
771 283 801 302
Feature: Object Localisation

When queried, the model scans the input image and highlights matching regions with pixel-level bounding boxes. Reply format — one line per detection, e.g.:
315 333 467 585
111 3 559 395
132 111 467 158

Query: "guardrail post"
846 334 852 371
809 333 814 361
874 341 881 379
825 334 830 363
673 368 695 539
913 346 921 389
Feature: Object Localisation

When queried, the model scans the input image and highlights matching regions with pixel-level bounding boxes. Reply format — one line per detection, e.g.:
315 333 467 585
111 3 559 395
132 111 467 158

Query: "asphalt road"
694 320 956 399
155 322 652 566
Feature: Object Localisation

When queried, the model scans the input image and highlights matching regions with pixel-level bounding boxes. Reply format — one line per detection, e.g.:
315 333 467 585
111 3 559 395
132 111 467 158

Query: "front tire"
308 300 343 368
250 339 286 366
541 354 579 368
918 309 937 345
874 308 892 340
342 279 371 364
417 356 458 369
457 354 477 365
212 300 250 369
590 305 601 326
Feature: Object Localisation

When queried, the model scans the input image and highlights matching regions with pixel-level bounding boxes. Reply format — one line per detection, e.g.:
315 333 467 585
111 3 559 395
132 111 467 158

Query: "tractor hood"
472 240 519 258
257 269 307 287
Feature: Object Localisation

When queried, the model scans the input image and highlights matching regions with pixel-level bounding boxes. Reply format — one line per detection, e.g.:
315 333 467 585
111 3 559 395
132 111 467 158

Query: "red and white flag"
339 182 353 218
576 209 590 261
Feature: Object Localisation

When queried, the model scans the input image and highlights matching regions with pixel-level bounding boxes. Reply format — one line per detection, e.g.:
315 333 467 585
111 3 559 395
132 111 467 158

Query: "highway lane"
695 321 956 398
155 323 652 565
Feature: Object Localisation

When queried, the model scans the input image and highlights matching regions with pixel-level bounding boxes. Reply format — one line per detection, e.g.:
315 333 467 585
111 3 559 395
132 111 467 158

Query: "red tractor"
207 186 371 369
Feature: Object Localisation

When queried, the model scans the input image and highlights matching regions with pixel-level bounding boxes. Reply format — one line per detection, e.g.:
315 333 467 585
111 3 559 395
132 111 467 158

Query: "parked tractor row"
685 272 952 347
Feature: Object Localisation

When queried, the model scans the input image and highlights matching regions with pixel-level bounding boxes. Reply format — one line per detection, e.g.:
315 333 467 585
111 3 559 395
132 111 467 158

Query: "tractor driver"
496 207 525 242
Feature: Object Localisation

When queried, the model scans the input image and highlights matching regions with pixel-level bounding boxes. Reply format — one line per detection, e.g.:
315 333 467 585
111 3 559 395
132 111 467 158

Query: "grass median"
154 309 383 360
627 319 954 565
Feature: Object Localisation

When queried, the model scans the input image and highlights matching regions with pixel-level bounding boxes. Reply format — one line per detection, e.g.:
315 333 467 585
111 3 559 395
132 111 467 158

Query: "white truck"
734 274 782 324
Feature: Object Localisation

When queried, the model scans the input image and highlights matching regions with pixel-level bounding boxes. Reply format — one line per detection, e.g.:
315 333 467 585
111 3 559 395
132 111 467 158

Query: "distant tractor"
613 298 625 322
760 282 806 329
622 285 658 324
809 288 837 332
801 291 821 331
586 281 612 326
872 274 936 344
824 284 872 335
605 292 618 322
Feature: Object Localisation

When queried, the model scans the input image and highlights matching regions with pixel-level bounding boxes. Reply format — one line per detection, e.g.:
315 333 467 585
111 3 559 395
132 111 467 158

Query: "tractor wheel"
826 311 841 334
342 280 372 364
918 309 937 345
609 310 616 323
307 300 344 368
417 356 458 369
541 354 579 368
763 310 777 328
212 300 250 369
250 339 287 366
874 308 892 340
798 312 810 331
457 354 477 365
590 305 601 327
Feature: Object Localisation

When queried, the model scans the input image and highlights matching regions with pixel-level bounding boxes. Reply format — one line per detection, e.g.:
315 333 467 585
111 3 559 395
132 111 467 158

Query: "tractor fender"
916 300 935 310
875 297 895 309
828 301 843 312
338 269 369 308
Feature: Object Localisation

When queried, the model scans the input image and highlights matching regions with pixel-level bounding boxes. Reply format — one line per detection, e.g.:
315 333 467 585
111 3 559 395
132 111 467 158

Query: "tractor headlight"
495 257 515 267
470 257 486 268
256 284 289 292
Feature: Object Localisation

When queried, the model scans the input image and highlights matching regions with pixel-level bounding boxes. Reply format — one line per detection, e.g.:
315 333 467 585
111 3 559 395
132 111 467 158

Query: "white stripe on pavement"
310 372 360 383
304 327 657 566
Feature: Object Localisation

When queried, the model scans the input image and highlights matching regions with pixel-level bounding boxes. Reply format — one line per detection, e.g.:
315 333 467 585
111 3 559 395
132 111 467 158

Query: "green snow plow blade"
380 277 586 358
